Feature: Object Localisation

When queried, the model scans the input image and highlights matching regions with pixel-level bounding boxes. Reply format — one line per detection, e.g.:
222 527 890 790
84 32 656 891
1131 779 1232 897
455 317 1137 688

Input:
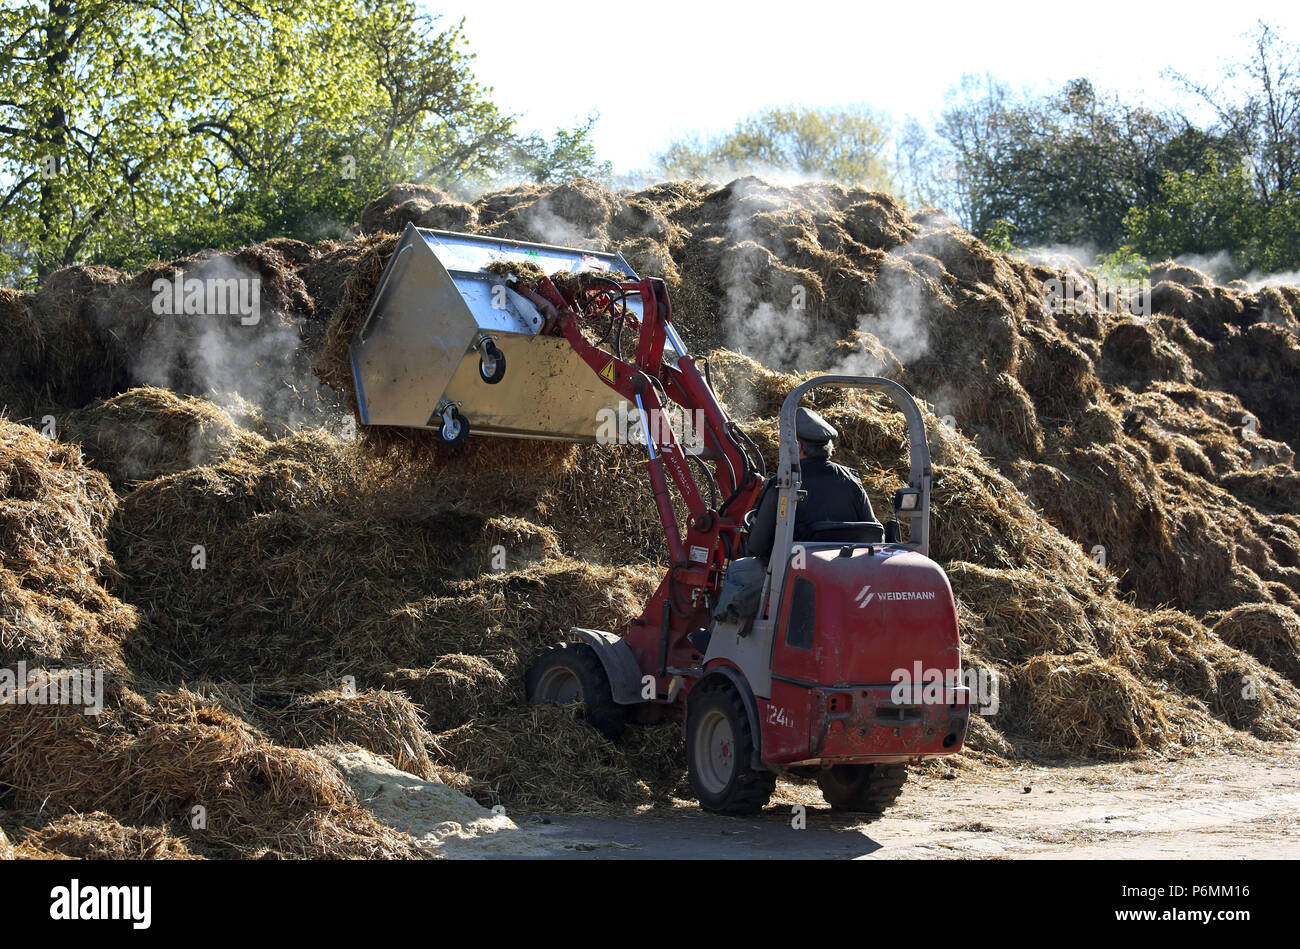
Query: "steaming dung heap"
3 175 1299 857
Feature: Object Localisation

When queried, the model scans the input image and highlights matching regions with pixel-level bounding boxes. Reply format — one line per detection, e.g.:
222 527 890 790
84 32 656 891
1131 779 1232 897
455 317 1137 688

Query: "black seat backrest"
803 520 886 544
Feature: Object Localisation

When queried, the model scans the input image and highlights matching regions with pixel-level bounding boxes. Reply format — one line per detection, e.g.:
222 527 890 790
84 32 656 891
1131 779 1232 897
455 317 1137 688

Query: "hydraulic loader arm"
514 275 764 575
511 274 766 680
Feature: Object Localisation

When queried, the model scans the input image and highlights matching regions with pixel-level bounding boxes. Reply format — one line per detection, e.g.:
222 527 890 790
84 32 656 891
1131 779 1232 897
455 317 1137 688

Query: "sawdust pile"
3 175 1299 857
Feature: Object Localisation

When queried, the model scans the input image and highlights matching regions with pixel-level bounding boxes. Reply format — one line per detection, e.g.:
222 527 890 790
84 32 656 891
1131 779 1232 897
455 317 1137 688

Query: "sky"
419 0 1296 175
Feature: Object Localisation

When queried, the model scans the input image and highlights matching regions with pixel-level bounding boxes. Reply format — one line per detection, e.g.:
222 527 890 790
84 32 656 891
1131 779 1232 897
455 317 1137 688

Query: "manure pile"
2 176 1298 858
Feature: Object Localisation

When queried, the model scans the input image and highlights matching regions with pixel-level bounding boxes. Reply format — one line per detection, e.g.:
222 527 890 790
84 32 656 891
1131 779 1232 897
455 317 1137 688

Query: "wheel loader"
350 224 970 815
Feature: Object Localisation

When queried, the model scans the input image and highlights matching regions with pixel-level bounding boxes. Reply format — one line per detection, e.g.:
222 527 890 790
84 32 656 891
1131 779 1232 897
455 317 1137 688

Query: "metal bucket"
349 223 644 442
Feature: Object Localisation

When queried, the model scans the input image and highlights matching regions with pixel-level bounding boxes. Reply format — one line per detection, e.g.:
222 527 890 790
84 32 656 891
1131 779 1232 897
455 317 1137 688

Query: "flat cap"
795 407 837 443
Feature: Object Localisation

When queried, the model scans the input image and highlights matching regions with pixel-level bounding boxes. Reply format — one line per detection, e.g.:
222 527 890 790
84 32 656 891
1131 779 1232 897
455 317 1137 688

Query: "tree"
1172 22 1300 212
1121 153 1261 267
937 75 1196 250
1116 21 1300 275
894 114 954 211
655 105 895 190
0 0 514 282
508 114 613 185
932 73 1012 230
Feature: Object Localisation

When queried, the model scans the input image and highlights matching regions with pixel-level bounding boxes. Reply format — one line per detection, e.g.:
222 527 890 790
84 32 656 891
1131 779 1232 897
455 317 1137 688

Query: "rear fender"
568 628 644 705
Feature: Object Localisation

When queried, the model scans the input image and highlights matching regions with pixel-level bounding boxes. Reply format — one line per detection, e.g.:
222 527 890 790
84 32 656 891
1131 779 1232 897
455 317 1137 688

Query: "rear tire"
525 642 625 741
817 764 908 813
686 682 775 814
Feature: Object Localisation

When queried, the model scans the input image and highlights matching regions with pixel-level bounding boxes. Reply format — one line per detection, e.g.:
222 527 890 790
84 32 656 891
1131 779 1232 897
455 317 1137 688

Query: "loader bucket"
349 223 644 442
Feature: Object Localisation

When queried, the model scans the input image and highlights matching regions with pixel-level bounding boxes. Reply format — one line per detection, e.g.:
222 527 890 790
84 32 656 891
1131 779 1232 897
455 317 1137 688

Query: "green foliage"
1121 154 1259 270
981 218 1019 254
1122 152 1300 278
656 105 895 189
933 22 1300 277
508 115 613 185
1093 247 1150 286
939 74 1203 251
0 0 515 282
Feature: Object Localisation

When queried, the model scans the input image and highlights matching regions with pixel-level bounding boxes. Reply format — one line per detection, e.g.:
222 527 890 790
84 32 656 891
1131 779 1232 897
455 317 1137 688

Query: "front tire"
686 682 775 814
525 642 625 740
817 764 908 813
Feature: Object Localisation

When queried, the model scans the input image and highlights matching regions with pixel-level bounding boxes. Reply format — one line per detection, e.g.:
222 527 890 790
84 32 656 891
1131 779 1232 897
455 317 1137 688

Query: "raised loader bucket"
349 223 644 442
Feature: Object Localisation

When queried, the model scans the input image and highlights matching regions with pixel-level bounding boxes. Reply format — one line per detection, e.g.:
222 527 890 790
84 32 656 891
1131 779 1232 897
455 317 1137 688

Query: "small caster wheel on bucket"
438 406 469 446
479 340 506 384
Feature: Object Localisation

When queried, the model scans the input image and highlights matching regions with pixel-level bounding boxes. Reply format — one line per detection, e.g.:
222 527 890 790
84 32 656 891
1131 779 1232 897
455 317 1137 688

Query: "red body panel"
761 545 969 765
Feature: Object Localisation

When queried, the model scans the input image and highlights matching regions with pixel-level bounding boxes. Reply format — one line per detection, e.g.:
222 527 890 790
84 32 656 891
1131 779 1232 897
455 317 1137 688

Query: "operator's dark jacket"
744 457 877 559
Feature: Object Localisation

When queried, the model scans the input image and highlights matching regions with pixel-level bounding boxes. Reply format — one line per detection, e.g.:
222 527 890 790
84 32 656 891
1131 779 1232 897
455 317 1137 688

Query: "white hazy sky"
419 0 1296 174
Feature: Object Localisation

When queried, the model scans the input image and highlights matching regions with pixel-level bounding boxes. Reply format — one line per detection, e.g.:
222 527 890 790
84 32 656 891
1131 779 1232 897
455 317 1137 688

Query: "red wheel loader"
350 225 970 815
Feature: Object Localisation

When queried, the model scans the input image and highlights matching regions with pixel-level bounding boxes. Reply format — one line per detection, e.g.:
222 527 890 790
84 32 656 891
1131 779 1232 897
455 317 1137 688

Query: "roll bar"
759 376 934 622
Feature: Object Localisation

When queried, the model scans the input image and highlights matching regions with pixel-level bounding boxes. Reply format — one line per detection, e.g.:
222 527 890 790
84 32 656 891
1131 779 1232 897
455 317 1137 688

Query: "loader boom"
512 272 765 691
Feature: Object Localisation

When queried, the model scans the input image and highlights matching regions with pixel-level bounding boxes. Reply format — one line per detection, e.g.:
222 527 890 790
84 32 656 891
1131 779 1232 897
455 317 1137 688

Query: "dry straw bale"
377 559 658 682
1123 606 1300 741
64 387 267 489
1220 466 1300 515
253 688 438 780
103 245 321 419
295 234 396 334
1150 259 1214 287
1007 653 1176 757
0 288 43 419
0 688 421 859
109 432 592 686
28 265 128 411
16 812 198 860
357 183 473 236
432 704 657 812
382 654 516 733
0 418 134 673
1100 319 1200 386
1211 603 1300 685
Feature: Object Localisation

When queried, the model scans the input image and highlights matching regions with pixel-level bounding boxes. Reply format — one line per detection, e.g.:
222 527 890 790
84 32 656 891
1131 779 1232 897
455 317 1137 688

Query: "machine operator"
744 407 878 559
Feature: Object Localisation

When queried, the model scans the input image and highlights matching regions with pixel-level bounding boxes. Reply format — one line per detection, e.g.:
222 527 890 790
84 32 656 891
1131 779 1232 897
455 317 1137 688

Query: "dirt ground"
493 746 1300 859
7 745 1297 859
